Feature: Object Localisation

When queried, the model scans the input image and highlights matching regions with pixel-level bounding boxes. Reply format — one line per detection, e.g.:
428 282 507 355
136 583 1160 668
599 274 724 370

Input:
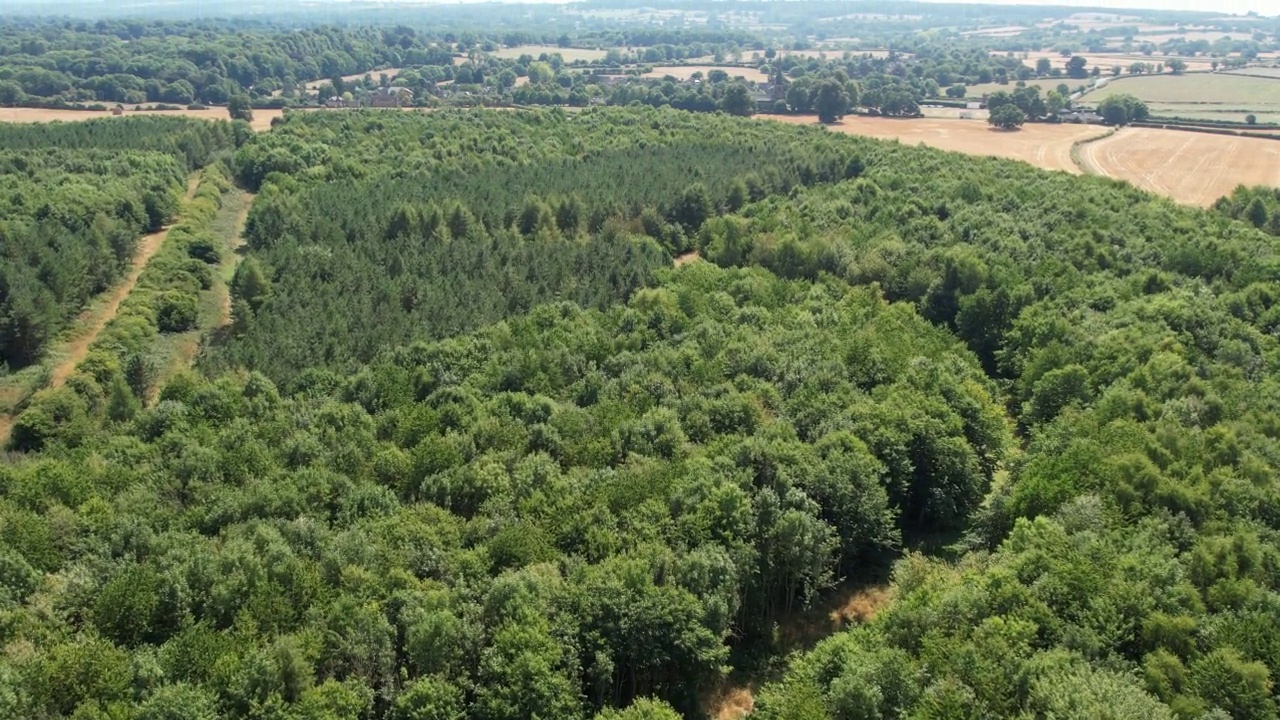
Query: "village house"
370 86 413 107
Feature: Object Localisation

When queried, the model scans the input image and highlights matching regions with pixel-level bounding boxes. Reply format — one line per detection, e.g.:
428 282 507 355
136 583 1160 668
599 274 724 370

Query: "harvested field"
643 65 770 83
491 45 609 62
1078 127 1280 206
0 106 284 132
767 114 1106 174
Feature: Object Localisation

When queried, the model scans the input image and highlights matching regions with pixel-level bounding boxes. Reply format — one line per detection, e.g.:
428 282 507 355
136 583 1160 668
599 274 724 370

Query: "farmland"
1078 127 1280 206
0 106 284 132
490 45 609 62
1001 51 1220 74
767 114 1104 174
1085 72 1280 124
643 65 772 83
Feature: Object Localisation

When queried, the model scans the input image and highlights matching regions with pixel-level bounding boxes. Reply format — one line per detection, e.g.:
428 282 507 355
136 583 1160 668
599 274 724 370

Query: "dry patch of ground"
673 251 702 267
701 583 894 720
767 114 1106 174
1079 127 1280 206
644 65 771 83
0 107 284 132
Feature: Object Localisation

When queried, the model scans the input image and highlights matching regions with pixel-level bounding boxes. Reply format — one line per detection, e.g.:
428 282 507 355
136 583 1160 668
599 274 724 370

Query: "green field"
1085 72 1280 122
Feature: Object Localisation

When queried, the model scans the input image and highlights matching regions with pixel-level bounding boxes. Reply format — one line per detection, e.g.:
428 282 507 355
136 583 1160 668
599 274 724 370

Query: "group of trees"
688 117 1280 719
207 108 876 382
0 20 458 106
6 101 1280 720
1097 92 1152 126
0 261 1007 719
1215 184 1280 235
0 117 235 370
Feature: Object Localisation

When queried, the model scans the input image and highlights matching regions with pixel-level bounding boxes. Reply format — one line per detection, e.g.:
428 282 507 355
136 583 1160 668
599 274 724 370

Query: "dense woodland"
3 102 1280 720
203 109 876 381
0 117 235 371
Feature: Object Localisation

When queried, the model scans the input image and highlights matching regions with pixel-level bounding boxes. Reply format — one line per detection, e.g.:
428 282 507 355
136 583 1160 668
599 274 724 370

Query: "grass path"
147 189 256 403
216 195 255 330
0 173 200 446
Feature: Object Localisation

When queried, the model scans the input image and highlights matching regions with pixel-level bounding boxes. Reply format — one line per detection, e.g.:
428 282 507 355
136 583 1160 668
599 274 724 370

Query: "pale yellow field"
491 46 609 62
643 65 771 83
1079 127 1280 206
767 115 1106 174
0 106 285 132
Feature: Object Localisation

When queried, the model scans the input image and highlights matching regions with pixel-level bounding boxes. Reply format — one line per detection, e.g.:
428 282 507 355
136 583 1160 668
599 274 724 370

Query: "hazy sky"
919 0 1273 15
7 0 1269 17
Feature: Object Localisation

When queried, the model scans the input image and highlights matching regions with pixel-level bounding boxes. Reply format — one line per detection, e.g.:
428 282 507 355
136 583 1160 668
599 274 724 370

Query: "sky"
916 0 1274 15
13 0 1274 18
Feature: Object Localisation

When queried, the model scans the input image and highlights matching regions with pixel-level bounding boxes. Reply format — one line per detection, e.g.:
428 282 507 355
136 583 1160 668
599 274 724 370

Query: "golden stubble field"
768 114 1280 207
643 65 772 83
0 107 285 132
767 114 1106 174
1079 127 1280 206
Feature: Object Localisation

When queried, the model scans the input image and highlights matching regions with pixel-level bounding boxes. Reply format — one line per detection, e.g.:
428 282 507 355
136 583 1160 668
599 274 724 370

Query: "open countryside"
4 2 1280 720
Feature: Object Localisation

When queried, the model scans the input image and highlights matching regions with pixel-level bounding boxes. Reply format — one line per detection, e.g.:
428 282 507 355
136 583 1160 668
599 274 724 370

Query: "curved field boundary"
1071 126 1119 175
0 173 200 446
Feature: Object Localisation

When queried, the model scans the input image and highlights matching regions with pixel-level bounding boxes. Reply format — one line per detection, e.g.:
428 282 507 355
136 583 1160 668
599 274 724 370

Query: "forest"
2 103 1280 720
0 117 236 370
204 109 874 381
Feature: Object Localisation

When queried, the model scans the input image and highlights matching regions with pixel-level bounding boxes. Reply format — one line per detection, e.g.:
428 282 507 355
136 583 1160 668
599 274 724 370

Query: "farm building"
370 86 413 107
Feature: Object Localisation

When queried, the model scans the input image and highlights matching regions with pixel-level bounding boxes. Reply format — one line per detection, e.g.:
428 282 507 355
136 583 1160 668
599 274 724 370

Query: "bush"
155 291 199 333
187 236 220 264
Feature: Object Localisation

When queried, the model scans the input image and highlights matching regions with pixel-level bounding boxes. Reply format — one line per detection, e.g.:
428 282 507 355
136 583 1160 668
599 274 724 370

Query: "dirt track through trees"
0 174 200 446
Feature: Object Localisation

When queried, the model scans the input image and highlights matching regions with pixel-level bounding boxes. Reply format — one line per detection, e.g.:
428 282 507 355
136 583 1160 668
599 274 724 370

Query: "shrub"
187 236 220 264
155 291 199 333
